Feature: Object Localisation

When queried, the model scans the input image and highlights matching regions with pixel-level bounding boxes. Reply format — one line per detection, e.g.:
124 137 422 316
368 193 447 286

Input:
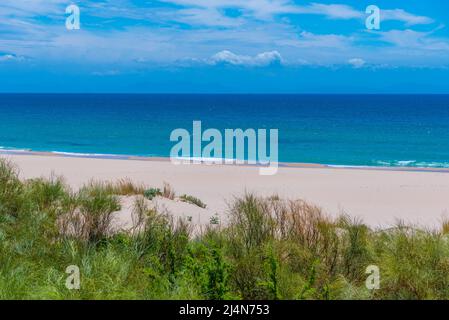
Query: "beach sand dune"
7 154 449 229
110 195 217 233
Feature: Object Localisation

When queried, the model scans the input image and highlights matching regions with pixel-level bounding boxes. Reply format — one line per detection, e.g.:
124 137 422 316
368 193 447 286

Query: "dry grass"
162 182 175 200
131 195 150 234
441 218 449 235
111 178 146 196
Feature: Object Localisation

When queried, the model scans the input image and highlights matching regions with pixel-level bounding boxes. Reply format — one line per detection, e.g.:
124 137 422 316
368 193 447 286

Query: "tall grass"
1 158 449 300
74 182 121 244
162 182 175 200
111 178 146 196
0 159 23 218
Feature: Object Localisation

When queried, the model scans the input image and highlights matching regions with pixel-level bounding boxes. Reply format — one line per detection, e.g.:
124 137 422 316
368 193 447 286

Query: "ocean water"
1 94 449 168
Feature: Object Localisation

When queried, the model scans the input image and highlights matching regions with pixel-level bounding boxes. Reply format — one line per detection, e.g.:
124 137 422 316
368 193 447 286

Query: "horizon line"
1 92 449 95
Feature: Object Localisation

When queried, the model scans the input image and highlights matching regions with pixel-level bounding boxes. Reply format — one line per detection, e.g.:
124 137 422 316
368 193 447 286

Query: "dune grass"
0 158 449 300
111 178 146 196
179 194 207 209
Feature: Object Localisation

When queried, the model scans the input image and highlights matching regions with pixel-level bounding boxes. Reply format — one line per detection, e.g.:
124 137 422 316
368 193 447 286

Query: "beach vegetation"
180 194 207 209
162 182 175 200
112 178 146 196
143 188 162 200
1 158 449 300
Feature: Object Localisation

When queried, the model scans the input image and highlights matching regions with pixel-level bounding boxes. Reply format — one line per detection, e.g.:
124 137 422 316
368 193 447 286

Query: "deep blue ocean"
1 94 449 167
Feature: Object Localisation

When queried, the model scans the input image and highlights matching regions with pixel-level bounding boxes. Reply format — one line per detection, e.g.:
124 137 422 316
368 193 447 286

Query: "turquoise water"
1 94 449 167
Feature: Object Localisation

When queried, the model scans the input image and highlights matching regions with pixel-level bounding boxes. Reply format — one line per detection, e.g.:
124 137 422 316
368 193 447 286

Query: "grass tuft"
75 181 121 244
162 182 175 200
112 178 146 196
179 194 207 208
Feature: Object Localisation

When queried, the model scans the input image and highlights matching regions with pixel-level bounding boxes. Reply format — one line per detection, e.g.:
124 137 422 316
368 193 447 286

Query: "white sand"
110 195 217 233
6 153 449 229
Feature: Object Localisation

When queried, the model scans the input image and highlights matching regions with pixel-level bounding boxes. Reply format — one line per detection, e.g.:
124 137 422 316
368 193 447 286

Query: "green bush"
143 188 162 200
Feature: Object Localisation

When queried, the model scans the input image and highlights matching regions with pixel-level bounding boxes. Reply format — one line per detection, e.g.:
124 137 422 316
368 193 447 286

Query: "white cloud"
0 0 67 17
159 1 363 21
92 70 120 76
0 54 16 61
159 0 299 20
348 58 366 68
297 3 362 20
0 0 446 69
159 1 433 26
296 4 434 26
383 9 434 26
209 50 282 66
279 31 354 49
172 7 244 27
0 53 25 62
379 29 449 51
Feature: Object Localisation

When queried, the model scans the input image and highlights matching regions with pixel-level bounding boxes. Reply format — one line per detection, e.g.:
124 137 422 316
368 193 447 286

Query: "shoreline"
1 148 449 174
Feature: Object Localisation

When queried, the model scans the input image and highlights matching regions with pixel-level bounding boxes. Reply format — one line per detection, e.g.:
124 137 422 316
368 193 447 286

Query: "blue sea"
1 94 449 168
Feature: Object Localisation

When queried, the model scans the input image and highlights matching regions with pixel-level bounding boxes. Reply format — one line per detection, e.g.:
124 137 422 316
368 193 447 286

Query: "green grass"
1 158 449 300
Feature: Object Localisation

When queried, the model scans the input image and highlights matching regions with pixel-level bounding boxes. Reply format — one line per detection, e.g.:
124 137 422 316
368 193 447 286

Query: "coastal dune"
7 153 449 229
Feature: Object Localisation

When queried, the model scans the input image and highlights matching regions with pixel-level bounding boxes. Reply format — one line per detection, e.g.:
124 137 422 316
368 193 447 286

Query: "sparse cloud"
170 7 244 27
348 58 366 68
297 3 362 20
279 31 354 49
92 70 120 76
383 9 434 26
209 50 282 66
378 29 449 51
0 54 17 62
0 53 26 62
159 0 434 26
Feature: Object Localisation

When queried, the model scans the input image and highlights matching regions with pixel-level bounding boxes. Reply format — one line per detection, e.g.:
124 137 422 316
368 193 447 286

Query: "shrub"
143 183 176 201
143 188 161 200
137 209 192 282
206 248 231 300
259 246 281 300
210 215 220 225
228 193 275 254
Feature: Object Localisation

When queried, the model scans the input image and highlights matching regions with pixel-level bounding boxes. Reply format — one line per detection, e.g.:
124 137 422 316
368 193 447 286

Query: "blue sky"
1 0 449 93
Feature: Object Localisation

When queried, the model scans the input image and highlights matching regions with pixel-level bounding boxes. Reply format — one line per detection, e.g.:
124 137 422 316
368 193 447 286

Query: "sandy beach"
3 152 449 229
